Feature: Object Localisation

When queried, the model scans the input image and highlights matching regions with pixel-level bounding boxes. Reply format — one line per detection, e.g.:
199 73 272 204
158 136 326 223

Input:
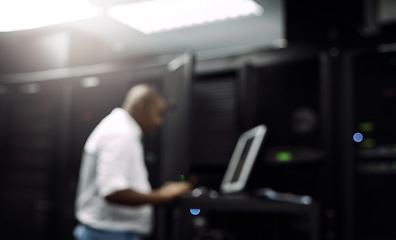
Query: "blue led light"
353 132 364 143
190 209 201 215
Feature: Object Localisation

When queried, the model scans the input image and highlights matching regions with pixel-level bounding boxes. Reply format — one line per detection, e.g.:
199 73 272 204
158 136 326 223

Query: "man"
74 84 194 240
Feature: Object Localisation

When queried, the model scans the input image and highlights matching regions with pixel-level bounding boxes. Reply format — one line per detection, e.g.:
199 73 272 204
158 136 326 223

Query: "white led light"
108 0 264 34
81 76 101 88
353 132 364 143
190 208 201 215
19 83 41 94
0 0 100 32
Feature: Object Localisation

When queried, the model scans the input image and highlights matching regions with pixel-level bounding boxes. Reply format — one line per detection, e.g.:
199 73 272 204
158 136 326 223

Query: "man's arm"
105 181 193 206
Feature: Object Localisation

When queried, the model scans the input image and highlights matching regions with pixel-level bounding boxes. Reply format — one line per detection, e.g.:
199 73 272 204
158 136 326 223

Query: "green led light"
359 122 375 132
180 174 185 182
392 162 396 170
361 138 375 148
276 152 293 162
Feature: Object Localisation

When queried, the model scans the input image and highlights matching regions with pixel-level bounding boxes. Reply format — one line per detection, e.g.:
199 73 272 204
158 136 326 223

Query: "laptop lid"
220 124 267 194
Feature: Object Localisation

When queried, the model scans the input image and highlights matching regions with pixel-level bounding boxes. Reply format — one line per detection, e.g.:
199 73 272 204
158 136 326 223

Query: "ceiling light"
81 76 101 88
107 0 264 34
0 0 100 32
19 83 41 94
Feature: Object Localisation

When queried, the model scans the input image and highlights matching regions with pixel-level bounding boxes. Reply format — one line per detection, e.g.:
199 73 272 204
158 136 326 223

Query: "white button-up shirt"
75 108 153 234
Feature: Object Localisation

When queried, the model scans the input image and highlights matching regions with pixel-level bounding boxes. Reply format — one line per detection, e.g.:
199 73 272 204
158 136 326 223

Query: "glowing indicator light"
190 209 201 215
361 138 375 148
19 83 41 94
180 174 185 182
276 152 292 162
359 122 375 132
81 77 100 88
353 132 364 143
392 161 396 170
383 88 396 98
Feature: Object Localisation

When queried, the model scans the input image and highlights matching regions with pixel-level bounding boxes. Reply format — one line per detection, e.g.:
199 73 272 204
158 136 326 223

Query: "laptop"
186 124 267 199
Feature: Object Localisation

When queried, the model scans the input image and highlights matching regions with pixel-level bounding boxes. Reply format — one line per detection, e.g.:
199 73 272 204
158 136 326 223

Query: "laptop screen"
220 124 267 194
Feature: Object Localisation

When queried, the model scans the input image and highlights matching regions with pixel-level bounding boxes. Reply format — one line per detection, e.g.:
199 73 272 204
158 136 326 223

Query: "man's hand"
105 177 197 206
156 181 194 200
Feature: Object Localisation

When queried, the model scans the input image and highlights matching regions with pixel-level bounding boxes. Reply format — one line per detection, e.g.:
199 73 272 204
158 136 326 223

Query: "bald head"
122 84 163 112
122 84 168 134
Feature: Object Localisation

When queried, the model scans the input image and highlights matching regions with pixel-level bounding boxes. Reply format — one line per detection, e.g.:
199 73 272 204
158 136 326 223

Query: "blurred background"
0 0 396 239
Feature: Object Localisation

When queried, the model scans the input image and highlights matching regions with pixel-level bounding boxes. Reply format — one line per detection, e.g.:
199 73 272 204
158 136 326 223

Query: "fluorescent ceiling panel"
108 0 264 34
0 0 100 32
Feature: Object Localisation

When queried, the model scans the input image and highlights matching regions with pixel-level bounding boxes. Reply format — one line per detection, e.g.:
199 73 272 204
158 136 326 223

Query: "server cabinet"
342 45 396 240
166 48 332 240
0 81 63 239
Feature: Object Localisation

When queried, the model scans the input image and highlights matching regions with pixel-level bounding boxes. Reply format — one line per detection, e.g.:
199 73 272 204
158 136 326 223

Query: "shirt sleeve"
95 133 142 197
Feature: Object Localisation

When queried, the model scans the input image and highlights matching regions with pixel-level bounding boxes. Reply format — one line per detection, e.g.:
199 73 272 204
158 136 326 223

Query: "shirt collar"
114 108 143 139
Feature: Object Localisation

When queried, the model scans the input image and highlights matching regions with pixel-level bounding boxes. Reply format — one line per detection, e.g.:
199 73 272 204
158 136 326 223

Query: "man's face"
140 97 167 134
